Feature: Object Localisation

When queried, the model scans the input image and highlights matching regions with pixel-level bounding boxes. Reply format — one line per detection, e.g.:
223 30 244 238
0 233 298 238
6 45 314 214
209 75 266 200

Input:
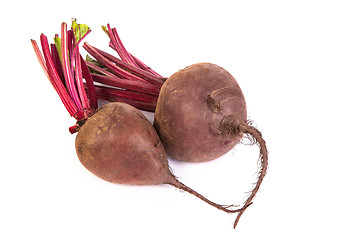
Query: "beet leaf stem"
80 56 98 110
92 46 165 86
32 20 96 123
130 53 163 78
74 44 90 111
83 42 150 84
92 85 157 112
35 36 79 118
106 24 137 66
91 73 160 96
61 23 83 111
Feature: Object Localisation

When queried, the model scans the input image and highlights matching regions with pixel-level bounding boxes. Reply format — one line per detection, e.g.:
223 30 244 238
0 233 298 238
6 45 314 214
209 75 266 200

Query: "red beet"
154 63 268 227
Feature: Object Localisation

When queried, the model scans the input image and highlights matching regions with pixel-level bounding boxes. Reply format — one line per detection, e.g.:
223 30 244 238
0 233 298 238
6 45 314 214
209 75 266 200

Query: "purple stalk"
104 25 163 78
33 37 80 118
61 22 83 111
68 30 74 66
81 56 98 110
130 53 163 78
85 61 116 77
107 24 137 65
91 73 160 96
70 27 93 114
92 46 165 86
70 29 92 66
50 43 64 84
94 85 157 112
108 42 163 78
32 20 100 129
74 45 90 111
83 42 149 83
93 85 157 103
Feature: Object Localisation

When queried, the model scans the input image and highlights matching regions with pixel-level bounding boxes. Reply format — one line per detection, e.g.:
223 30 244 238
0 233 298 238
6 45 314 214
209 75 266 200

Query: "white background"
1 0 360 239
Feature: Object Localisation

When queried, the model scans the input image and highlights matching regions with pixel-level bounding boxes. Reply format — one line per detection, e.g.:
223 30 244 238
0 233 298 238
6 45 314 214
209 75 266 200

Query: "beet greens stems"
31 20 165 133
31 20 97 133
83 24 165 112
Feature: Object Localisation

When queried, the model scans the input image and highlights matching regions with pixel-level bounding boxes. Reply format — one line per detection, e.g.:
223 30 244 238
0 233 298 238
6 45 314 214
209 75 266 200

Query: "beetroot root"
75 102 170 185
154 63 247 162
154 63 268 228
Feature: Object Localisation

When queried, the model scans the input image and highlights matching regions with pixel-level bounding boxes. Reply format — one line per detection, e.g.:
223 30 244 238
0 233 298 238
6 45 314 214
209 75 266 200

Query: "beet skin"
154 63 268 228
75 102 246 220
75 102 172 185
154 63 247 162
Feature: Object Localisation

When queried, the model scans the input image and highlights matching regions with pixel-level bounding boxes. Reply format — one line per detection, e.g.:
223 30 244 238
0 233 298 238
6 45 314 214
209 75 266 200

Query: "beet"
75 102 167 185
154 63 248 162
153 63 268 228
74 102 244 215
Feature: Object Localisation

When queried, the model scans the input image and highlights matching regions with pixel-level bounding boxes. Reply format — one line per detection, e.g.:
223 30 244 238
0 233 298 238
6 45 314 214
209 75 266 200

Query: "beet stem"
61 23 83 111
32 20 94 122
107 24 137 65
93 46 165 86
34 37 79 118
130 53 163 78
92 85 157 112
74 45 91 111
233 124 268 229
102 24 164 78
80 56 98 110
50 43 65 84
83 42 150 84
91 73 160 96
92 84 158 103
86 61 116 77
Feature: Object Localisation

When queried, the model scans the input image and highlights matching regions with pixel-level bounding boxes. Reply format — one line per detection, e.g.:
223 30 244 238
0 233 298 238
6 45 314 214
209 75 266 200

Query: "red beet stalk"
31 20 97 132
92 85 158 112
32 37 79 118
91 73 160 96
83 24 166 108
90 44 165 86
32 20 165 135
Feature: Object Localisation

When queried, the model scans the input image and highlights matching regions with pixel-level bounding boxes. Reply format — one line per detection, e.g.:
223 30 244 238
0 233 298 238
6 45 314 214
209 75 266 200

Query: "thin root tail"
233 123 268 228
